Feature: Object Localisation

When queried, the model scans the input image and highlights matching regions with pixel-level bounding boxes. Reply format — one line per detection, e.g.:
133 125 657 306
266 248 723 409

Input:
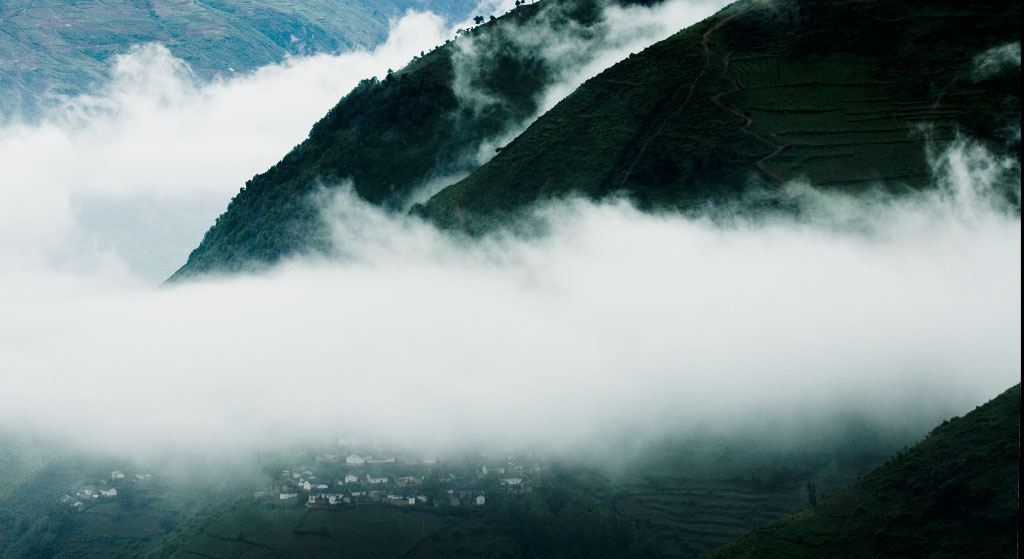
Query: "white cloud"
0 137 1018 458
972 41 1021 80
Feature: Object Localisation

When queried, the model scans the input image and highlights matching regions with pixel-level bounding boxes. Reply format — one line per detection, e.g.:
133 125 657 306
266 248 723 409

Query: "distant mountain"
708 384 1020 559
424 0 1021 230
0 0 481 120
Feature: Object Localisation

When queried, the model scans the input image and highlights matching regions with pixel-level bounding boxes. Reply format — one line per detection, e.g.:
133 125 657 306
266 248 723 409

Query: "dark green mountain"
170 0 1019 279
424 0 1021 230
0 0 480 121
708 384 1020 559
169 0 652 280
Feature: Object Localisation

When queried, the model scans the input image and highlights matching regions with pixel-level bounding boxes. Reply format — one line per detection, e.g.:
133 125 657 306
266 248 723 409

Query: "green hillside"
168 0 651 280
708 384 1020 558
168 0 1020 279
0 0 480 120
424 0 1021 230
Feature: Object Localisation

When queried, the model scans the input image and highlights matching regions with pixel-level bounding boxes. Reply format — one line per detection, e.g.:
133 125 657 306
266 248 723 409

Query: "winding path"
704 5 790 183
619 0 789 187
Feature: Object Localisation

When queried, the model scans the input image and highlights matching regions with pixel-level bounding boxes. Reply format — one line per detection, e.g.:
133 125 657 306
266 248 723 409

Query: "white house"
99 488 118 498
344 474 359 484
500 477 523 486
110 471 125 480
346 454 365 465
280 492 298 500
366 474 388 484
475 494 486 506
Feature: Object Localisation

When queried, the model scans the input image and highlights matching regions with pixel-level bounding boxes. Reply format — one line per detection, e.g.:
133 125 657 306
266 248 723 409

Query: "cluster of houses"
262 464 444 509
59 470 153 512
257 446 544 512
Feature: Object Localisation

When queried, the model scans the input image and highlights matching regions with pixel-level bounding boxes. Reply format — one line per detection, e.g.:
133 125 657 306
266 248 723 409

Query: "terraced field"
611 451 879 559
617 479 808 557
726 56 964 187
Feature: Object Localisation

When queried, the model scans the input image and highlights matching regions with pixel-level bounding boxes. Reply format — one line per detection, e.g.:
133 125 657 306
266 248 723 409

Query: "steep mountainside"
424 0 1021 230
0 0 480 120
170 0 1019 279
708 384 1020 559
169 0 653 280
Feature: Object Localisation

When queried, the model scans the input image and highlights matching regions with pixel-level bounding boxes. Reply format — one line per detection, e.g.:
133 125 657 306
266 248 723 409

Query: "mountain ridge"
169 0 1020 280
168 0 669 281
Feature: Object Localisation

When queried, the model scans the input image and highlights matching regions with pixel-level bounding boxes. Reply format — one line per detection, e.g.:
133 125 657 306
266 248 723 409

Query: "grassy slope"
424 0 1021 231
167 0 645 280
0 0 480 117
708 384 1021 559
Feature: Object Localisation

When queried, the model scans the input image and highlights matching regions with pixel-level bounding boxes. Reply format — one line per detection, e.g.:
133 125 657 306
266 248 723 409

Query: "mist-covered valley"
0 0 1019 557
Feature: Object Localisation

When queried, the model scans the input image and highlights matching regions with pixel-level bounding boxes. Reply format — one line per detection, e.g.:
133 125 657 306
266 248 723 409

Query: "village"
259 440 546 510
59 470 154 513
53 441 547 516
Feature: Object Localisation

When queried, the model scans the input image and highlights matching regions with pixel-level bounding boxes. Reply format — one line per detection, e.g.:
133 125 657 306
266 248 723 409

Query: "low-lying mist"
1 135 1018 464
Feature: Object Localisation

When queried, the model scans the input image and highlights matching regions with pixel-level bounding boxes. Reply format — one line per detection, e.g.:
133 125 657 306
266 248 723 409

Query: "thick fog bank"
0 135 1018 459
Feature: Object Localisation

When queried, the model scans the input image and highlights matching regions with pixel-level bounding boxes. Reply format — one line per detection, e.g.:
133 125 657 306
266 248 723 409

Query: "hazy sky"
0 2 1019 459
